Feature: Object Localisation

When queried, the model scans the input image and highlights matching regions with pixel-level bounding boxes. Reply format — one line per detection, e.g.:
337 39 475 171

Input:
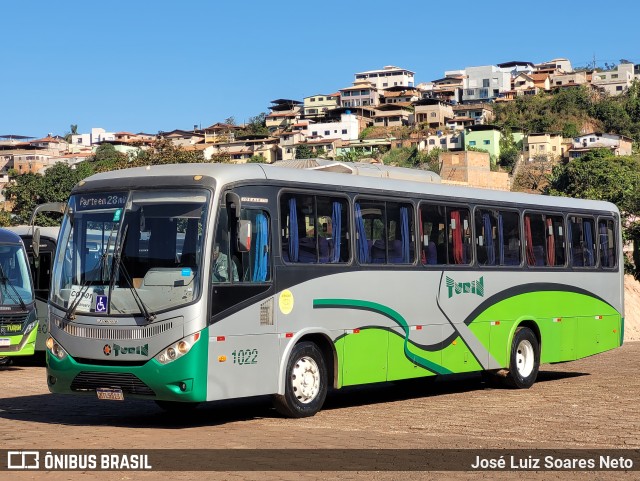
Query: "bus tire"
505 327 540 389
272 341 327 418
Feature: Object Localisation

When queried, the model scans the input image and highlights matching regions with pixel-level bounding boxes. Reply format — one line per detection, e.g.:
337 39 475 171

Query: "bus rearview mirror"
33 228 41 258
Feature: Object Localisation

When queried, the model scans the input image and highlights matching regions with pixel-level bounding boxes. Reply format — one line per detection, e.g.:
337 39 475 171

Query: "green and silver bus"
46 163 624 416
8 208 63 355
0 228 38 364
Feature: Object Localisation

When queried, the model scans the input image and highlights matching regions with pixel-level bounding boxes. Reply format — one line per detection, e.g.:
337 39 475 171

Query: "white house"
591 63 636 96
307 114 360 142
71 128 116 148
354 65 415 90
570 133 633 158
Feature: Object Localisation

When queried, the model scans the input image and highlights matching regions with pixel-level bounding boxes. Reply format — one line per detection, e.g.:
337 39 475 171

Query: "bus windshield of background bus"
51 189 209 316
0 244 34 306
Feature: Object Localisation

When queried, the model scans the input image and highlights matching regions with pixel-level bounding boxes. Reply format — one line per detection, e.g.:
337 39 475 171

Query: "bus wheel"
273 342 327 418
155 400 200 413
506 327 540 389
0 356 11 367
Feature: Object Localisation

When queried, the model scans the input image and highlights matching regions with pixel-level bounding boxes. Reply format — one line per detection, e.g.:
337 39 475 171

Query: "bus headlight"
46 336 67 360
155 332 200 365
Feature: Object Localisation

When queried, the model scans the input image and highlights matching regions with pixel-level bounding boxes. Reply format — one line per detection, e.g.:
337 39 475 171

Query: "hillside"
625 275 640 341
493 84 640 142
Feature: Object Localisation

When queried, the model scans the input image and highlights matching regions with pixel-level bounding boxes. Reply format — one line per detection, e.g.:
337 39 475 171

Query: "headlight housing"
46 336 67 360
155 332 200 365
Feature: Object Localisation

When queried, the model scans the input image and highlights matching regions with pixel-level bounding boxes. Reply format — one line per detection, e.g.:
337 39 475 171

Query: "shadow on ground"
0 369 587 429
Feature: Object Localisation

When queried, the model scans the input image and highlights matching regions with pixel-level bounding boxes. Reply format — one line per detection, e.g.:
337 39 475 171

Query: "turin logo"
446 276 484 299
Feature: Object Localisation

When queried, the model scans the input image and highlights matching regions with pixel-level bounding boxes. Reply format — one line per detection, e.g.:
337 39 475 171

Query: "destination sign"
76 193 127 211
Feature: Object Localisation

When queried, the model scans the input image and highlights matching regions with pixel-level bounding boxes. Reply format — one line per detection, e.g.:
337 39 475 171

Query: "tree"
224 116 236 126
63 124 78 143
295 144 313 160
513 155 552 193
132 138 205 165
243 113 269 136
336 147 368 162
0 209 11 227
546 149 640 275
94 143 129 165
247 154 267 163
4 163 87 225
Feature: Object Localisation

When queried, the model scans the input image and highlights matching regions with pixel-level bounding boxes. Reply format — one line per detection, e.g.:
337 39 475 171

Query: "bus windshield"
51 189 210 316
0 243 34 306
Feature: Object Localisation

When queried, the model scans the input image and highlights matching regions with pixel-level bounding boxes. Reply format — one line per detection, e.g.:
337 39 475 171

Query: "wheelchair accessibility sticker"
95 295 108 313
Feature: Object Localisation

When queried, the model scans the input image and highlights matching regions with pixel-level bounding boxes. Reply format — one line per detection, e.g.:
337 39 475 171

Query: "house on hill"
569 133 633 158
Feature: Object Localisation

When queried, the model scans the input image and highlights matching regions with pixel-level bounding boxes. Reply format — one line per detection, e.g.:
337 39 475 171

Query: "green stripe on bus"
314 298 452 375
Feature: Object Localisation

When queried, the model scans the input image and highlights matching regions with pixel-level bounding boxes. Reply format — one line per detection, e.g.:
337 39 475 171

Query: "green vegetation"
380 146 441 173
493 82 640 142
294 144 313 160
546 149 640 275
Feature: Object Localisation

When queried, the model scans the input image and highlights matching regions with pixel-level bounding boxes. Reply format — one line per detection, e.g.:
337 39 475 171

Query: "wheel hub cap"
516 339 534 378
291 356 320 404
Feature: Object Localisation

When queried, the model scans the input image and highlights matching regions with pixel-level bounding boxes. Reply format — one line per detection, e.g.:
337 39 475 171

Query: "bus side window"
420 204 445 265
282 193 349 264
598 218 616 268
235 209 271 283
212 207 235 284
569 216 596 268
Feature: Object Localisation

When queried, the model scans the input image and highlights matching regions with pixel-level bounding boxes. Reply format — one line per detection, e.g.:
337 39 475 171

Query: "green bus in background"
0 228 37 364
7 202 65 356
45 162 623 416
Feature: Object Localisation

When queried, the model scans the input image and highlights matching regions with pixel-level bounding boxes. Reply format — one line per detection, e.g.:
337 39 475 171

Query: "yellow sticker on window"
279 290 294 315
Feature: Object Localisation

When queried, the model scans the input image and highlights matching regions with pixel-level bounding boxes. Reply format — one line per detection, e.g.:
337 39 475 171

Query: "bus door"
25 237 56 351
208 192 279 399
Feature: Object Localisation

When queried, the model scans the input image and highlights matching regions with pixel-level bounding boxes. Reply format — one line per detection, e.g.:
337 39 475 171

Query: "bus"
0 228 38 364
7 202 65 354
45 163 624 417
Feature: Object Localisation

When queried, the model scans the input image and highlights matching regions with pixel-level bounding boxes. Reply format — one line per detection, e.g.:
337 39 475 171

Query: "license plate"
0 338 10 347
96 388 124 401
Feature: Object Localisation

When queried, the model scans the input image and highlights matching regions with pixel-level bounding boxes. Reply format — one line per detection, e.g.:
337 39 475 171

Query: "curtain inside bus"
355 204 370 263
331 201 341 263
400 206 410 263
497 213 504 265
524 216 534 265
546 217 555 266
451 210 463 264
288 198 298 262
483 213 495 265
252 213 269 282
584 220 594 266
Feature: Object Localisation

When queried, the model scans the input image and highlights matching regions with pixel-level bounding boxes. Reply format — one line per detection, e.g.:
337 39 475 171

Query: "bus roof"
5 225 60 241
0 228 26 245
73 163 619 215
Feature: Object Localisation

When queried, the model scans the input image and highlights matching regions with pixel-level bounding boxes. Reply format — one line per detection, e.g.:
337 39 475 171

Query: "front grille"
55 318 173 341
74 358 147 367
0 312 29 326
70 371 155 396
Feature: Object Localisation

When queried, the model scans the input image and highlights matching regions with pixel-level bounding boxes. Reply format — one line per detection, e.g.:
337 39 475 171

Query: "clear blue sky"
2 0 639 138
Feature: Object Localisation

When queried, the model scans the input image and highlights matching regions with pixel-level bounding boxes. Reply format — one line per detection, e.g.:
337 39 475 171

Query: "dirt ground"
624 275 640 341
1 341 639 481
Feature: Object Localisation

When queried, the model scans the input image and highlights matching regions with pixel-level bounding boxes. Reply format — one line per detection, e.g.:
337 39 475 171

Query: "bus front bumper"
0 326 38 356
46 334 208 403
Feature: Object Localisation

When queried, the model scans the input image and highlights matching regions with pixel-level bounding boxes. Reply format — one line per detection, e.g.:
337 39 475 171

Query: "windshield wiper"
0 264 27 311
107 225 156 323
65 224 119 320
